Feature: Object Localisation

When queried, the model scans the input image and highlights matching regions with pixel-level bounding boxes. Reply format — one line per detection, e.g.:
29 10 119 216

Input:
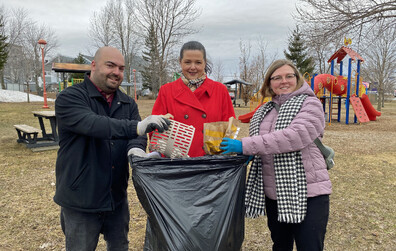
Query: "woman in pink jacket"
221 59 331 251
152 41 235 157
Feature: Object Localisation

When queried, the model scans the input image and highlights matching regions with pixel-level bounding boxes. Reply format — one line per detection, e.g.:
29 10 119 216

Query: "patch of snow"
0 89 55 102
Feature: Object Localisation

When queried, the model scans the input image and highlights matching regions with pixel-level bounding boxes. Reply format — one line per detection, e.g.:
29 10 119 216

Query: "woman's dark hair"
179 41 212 74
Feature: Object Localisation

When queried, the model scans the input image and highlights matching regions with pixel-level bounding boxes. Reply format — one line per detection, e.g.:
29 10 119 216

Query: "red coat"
152 77 235 157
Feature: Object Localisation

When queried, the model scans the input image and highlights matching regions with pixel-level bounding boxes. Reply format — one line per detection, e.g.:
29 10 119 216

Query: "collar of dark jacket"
84 74 132 104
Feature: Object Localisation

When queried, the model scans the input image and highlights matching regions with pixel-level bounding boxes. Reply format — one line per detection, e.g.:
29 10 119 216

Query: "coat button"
184 114 189 119
202 114 207 118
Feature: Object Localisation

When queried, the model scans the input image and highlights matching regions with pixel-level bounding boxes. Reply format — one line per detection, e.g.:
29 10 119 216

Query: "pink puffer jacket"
242 83 332 200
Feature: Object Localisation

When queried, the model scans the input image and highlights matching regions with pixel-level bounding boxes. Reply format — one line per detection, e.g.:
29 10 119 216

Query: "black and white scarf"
245 94 308 223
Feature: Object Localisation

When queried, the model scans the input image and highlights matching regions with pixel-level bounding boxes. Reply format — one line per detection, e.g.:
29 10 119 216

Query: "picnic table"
14 110 59 148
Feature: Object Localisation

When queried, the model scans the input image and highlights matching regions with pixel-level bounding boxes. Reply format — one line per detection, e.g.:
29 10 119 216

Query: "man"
54 46 169 251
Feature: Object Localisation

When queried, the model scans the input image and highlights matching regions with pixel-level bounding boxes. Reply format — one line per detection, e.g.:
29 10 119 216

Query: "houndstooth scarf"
245 94 308 223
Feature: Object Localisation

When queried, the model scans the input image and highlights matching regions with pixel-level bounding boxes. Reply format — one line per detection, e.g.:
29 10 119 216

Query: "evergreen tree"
70 53 86 80
0 14 8 72
141 23 160 92
0 14 8 90
284 26 315 76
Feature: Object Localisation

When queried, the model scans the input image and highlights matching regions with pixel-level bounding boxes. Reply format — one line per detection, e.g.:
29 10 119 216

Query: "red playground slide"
238 106 260 123
360 94 381 121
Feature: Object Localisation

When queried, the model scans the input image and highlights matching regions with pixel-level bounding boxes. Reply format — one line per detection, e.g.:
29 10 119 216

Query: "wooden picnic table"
14 110 59 149
32 110 58 142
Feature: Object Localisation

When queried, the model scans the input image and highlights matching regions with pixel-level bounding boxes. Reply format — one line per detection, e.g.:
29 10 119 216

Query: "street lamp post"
133 69 137 101
38 39 49 109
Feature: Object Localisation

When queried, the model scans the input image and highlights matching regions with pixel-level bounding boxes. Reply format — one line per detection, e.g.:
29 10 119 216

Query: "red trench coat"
152 77 235 157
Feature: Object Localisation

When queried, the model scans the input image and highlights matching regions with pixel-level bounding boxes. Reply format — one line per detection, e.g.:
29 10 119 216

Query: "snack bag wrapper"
203 117 240 155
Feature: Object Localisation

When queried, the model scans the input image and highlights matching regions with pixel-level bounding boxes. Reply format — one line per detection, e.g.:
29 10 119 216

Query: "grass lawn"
0 99 395 250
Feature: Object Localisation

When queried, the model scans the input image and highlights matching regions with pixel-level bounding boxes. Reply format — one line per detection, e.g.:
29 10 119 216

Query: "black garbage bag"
129 155 248 251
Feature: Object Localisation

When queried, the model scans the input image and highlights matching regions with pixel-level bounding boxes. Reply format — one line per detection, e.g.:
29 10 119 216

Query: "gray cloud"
4 0 297 76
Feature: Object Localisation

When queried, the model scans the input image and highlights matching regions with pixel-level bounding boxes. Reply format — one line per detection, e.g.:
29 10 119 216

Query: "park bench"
14 124 41 145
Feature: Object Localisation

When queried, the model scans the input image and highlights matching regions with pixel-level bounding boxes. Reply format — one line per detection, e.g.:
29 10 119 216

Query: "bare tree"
300 22 344 75
89 0 141 86
89 4 116 48
2 7 58 95
295 0 396 41
1 7 29 89
239 40 251 81
135 0 201 94
111 0 140 84
293 1 391 76
23 21 58 95
253 38 277 92
211 58 225 83
238 40 256 106
238 39 276 105
360 24 396 110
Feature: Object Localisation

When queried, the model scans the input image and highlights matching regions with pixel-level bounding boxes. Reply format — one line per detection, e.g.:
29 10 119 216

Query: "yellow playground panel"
249 92 271 111
58 78 84 91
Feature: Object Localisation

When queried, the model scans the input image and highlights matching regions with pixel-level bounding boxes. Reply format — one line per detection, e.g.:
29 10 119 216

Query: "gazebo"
223 79 252 107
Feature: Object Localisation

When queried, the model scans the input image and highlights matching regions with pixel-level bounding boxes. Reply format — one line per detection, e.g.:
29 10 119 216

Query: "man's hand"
220 137 243 154
127 148 161 158
137 115 171 136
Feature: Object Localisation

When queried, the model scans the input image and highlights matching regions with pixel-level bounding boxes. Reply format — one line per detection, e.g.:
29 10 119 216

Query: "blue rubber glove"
220 137 243 154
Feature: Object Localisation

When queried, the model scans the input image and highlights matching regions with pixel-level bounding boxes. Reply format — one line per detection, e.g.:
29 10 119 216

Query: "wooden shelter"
52 63 91 90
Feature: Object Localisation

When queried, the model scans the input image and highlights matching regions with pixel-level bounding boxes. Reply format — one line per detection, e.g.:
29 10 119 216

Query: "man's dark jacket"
54 75 147 212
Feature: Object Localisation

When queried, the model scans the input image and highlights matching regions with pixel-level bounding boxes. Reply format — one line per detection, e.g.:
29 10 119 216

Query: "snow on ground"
0 89 55 102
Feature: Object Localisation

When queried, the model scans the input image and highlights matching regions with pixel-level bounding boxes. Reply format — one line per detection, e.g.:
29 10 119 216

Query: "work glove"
127 148 161 158
137 115 171 136
220 137 243 155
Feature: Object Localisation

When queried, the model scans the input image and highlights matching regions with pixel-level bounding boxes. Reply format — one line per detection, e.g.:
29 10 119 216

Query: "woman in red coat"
152 41 235 157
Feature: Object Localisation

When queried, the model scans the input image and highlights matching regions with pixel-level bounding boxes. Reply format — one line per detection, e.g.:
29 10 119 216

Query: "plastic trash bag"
129 155 248 251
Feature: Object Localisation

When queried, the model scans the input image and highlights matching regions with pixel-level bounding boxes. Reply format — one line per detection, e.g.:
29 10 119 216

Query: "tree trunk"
26 81 30 103
376 82 383 111
0 69 5 89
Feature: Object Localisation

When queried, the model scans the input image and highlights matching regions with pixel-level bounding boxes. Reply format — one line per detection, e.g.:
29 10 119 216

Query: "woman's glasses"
270 73 296 83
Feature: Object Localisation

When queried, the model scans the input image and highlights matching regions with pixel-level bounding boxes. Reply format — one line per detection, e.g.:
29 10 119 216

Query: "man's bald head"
93 46 124 63
90 47 125 94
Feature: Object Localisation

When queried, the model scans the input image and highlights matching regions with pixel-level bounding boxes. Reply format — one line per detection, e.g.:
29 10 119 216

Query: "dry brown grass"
0 99 395 250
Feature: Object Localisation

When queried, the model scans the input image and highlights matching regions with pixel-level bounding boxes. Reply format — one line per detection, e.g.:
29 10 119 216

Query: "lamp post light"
38 39 49 108
133 69 137 101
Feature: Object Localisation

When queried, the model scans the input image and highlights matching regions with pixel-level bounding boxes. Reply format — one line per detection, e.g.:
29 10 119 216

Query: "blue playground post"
330 59 343 122
354 59 362 123
345 58 353 124
310 74 315 90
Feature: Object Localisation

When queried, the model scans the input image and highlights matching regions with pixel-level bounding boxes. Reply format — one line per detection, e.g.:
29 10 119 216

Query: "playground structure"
58 78 84 91
309 45 381 124
238 43 381 124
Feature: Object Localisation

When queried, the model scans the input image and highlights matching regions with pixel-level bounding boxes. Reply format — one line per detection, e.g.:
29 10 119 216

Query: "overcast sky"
2 0 298 79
